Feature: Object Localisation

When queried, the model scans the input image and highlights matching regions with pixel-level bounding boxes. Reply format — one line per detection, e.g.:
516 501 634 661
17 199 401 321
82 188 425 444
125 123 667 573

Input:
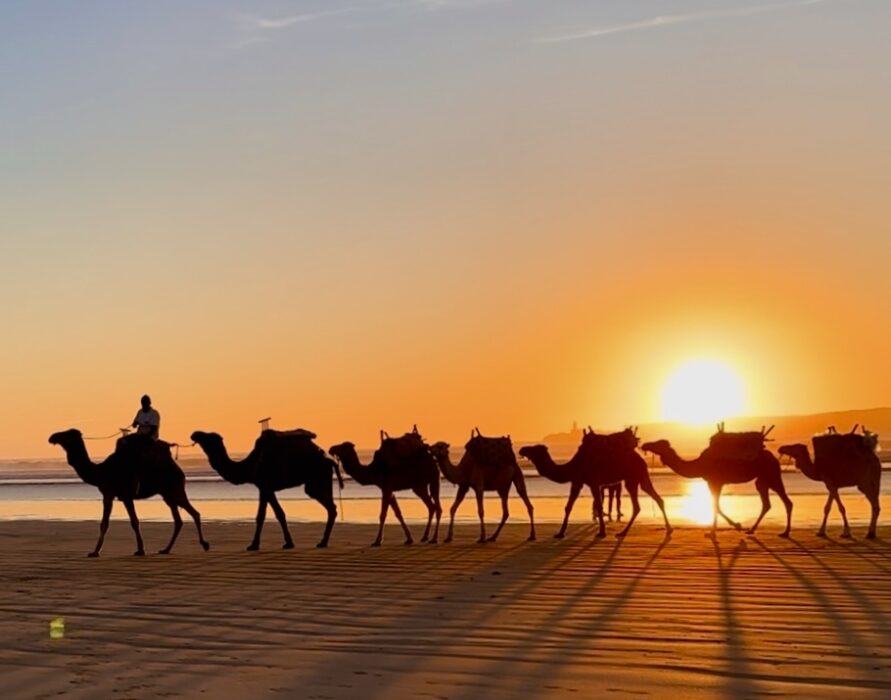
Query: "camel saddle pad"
813 433 875 462
465 435 515 468
707 431 764 461
262 428 317 440
378 432 428 464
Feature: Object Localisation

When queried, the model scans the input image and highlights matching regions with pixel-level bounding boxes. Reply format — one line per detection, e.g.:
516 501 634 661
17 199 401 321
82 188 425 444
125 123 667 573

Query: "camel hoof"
665 527 674 535
158 549 171 555
732 523 743 531
282 542 295 550
616 532 628 539
246 544 260 552
745 529 756 536
444 536 453 544
553 532 565 540
428 539 438 545
816 531 827 538
867 531 877 540
596 531 607 539
477 538 488 545
841 532 852 540
420 536 428 543
371 541 382 548
134 551 145 557
316 542 328 549
201 541 210 551
87 552 100 558
404 539 414 546
528 535 536 542
778 532 790 539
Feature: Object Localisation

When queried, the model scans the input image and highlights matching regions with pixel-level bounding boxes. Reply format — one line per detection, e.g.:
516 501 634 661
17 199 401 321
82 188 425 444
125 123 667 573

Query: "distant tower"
572 420 578 433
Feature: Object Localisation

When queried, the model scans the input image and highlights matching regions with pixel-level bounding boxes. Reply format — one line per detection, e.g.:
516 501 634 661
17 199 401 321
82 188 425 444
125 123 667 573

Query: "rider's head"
141 394 152 410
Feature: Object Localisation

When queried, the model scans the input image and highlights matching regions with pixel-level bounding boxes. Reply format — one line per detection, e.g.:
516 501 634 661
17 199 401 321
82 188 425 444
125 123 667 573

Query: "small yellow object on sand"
49 617 65 641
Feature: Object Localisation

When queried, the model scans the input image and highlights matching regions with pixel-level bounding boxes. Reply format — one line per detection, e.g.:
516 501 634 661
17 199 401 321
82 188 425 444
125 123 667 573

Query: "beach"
2 517 891 699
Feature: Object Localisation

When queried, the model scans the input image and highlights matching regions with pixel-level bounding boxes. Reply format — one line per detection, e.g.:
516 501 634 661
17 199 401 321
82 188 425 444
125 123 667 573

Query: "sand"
2 519 891 699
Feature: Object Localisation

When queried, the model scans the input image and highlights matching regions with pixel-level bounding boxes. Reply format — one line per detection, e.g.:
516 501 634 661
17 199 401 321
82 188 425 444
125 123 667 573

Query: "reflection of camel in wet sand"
329 440 442 546
191 429 343 550
48 430 209 557
520 431 671 539
642 439 792 537
430 433 535 544
779 439 881 539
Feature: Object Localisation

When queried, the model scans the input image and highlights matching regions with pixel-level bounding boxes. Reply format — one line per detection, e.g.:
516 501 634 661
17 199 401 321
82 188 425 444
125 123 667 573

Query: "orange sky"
2 0 890 458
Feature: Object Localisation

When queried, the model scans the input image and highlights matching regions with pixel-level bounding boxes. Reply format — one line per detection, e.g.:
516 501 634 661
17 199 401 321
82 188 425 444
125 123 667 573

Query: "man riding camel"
132 394 160 440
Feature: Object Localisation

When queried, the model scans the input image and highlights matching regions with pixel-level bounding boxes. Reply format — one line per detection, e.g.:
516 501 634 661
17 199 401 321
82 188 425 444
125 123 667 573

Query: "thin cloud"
229 7 358 48
538 0 831 44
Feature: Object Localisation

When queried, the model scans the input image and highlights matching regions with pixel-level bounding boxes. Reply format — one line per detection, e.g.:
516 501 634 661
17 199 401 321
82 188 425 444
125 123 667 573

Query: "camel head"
518 444 549 463
190 431 225 452
429 441 450 463
778 444 808 462
640 439 672 460
328 442 357 463
48 429 83 448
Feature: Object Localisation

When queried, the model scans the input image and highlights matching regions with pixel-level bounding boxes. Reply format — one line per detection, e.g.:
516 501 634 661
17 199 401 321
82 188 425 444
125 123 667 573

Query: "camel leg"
158 499 183 554
247 494 269 551
429 476 442 544
122 500 145 557
305 480 337 548
771 475 793 538
858 484 879 539
176 493 210 551
373 489 392 547
640 473 672 533
832 492 851 538
513 469 536 541
817 493 833 537
710 483 741 532
475 486 487 544
445 484 469 543
487 490 510 543
591 486 602 522
616 481 641 538
267 493 294 549
746 478 772 535
615 483 624 522
390 495 414 545
414 486 433 543
90 496 114 558
556 481 584 539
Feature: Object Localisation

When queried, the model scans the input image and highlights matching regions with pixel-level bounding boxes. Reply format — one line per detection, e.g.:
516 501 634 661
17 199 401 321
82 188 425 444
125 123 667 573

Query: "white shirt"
134 408 161 436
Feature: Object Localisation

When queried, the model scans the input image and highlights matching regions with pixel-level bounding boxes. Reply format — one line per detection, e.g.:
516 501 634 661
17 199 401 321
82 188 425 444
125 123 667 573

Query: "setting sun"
660 359 746 425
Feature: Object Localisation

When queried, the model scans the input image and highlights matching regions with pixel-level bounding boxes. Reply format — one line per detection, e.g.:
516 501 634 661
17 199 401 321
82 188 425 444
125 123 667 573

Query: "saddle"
464 428 516 468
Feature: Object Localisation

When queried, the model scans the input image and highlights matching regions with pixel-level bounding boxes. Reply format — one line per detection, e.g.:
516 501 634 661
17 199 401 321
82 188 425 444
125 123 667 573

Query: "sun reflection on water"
680 481 714 525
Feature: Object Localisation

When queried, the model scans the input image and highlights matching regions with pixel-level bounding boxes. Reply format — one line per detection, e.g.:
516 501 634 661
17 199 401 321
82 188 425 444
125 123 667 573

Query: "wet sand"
2 519 891 699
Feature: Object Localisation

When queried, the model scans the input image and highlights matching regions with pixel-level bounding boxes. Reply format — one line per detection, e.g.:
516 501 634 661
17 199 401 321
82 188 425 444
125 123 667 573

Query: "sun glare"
679 481 715 525
660 359 745 425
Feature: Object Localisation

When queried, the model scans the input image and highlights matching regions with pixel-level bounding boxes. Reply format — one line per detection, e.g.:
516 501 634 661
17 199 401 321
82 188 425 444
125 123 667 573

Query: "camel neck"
435 452 463 485
337 448 378 487
203 442 251 485
532 448 578 484
794 448 821 481
63 440 101 487
659 447 704 479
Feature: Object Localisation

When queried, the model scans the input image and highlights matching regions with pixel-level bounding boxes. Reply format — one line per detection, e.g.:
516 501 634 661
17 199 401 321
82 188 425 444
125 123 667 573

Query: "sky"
2 0 890 458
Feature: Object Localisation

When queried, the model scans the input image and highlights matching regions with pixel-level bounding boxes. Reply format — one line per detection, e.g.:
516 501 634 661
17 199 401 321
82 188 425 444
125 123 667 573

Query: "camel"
191 429 343 550
779 429 881 538
48 430 210 557
430 430 535 544
520 428 671 539
329 437 442 546
641 438 792 537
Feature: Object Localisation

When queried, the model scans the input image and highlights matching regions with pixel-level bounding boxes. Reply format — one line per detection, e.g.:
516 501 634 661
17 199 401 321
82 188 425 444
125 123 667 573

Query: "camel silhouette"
430 430 535 544
48 429 210 557
329 435 442 547
779 428 881 539
642 438 792 537
519 428 671 539
191 429 343 550
597 483 623 522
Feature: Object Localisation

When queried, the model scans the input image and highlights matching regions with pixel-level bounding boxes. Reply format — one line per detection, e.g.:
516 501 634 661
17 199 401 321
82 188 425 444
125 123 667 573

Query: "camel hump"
707 430 767 461
465 434 515 468
581 428 638 455
813 429 878 462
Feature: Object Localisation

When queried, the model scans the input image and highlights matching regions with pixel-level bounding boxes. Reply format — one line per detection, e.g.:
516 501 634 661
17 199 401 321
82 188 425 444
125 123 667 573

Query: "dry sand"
2 520 891 699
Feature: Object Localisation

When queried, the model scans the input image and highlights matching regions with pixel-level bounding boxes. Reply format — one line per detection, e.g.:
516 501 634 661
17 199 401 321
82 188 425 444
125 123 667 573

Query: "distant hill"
540 407 891 458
